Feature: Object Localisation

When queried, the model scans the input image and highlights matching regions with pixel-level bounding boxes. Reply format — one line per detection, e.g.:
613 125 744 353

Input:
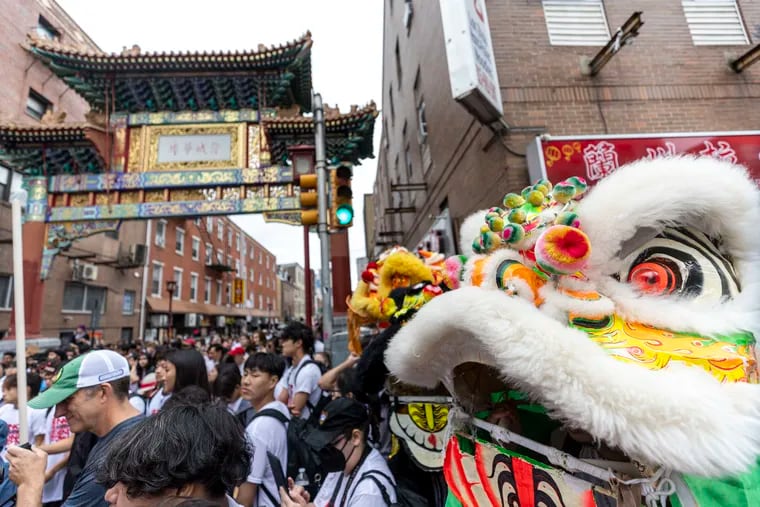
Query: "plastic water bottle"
294 468 309 487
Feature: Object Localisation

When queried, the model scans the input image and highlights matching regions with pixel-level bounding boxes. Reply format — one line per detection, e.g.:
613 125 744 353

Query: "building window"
0 275 13 309
120 327 133 343
216 279 223 305
26 89 51 120
250 247 254 260
206 216 213 234
123 290 136 315
151 263 163 297
190 273 198 302
259 294 263 309
175 228 185 255
249 269 254 282
395 38 402 88
542 0 610 46
155 220 167 248
226 282 232 305
204 276 211 304
0 166 13 202
191 236 200 261
403 0 414 30
63 282 106 313
417 100 428 144
193 217 201 226
217 249 224 265
228 229 233 248
405 144 414 181
682 0 749 45
388 86 395 126
205 243 212 265
173 268 183 300
235 233 241 252
258 252 262 264
235 260 241 277
217 221 224 241
227 255 233 269
241 241 247 257
36 16 60 40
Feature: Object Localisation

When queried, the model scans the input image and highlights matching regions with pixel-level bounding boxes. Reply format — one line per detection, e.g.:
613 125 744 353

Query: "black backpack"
292 360 331 426
354 470 400 507
249 408 324 499
236 405 255 428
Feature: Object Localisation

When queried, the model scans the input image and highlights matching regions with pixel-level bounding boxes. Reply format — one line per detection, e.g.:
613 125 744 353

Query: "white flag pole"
11 198 28 444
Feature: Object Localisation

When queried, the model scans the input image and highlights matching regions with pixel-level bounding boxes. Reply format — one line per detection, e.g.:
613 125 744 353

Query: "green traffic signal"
335 204 354 225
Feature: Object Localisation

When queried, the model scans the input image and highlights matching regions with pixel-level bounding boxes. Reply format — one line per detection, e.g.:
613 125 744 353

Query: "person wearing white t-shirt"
236 352 290 507
280 398 397 507
276 323 322 420
41 409 71 505
0 373 47 461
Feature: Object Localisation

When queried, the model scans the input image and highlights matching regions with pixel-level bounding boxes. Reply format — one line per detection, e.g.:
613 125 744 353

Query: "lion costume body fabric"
378 157 760 506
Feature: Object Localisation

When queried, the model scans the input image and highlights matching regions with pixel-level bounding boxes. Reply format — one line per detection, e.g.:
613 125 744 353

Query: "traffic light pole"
313 91 333 341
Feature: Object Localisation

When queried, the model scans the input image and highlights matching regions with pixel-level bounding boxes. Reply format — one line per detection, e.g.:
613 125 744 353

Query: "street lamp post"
166 279 177 343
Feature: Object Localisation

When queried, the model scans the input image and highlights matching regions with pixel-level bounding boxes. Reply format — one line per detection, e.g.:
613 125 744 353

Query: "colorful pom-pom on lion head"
470 176 588 257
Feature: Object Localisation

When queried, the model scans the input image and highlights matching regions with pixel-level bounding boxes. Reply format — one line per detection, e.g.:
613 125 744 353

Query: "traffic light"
299 173 318 226
330 163 353 228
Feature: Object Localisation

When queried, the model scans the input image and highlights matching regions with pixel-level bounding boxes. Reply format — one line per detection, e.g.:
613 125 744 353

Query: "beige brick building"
371 0 760 257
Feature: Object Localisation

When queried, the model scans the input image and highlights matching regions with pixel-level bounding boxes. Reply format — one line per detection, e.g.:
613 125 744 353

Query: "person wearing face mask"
280 398 397 507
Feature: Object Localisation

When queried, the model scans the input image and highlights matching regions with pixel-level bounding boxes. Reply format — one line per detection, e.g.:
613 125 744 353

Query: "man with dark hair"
277 323 322 420
97 403 250 506
280 398 397 507
7 350 141 506
214 363 251 418
236 353 289 507
1 352 14 369
208 344 226 368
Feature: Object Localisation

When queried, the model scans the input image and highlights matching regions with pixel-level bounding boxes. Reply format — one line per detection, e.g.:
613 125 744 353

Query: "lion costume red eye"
627 259 679 295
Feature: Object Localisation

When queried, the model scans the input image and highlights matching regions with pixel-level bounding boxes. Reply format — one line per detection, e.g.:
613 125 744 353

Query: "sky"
57 0 384 284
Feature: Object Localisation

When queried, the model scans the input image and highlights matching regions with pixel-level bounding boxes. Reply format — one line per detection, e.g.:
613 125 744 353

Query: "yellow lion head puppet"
347 247 438 353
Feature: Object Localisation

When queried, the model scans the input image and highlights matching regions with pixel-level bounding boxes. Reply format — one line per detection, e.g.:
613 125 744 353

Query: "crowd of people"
0 322 398 507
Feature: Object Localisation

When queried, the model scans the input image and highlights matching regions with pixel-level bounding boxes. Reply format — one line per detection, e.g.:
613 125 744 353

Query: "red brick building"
0 0 147 342
371 0 760 257
145 216 278 341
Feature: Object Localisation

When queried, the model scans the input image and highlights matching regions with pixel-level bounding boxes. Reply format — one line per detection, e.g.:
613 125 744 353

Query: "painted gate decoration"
444 436 616 507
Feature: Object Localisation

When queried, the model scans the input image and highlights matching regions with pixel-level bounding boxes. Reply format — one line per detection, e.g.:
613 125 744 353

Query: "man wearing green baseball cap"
7 350 143 506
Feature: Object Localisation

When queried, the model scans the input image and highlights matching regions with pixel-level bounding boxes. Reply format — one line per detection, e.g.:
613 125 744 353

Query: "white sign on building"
157 134 232 164
439 0 503 124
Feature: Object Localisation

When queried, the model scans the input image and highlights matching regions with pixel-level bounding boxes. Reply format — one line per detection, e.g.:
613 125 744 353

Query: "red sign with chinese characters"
538 133 760 185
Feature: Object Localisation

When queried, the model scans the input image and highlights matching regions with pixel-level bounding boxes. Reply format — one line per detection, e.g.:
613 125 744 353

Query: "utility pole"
313 91 332 341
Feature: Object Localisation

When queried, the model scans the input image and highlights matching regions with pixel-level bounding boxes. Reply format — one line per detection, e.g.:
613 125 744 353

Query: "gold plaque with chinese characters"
141 123 247 171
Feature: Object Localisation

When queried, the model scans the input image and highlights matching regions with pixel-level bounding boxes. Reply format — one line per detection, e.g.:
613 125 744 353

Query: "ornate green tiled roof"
26 33 313 113
0 123 106 176
267 102 378 164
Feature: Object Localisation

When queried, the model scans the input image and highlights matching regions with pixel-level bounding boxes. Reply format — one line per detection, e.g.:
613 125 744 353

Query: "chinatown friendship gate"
0 32 377 337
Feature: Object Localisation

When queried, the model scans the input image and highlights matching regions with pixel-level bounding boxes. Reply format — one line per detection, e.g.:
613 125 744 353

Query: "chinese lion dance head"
385 156 760 479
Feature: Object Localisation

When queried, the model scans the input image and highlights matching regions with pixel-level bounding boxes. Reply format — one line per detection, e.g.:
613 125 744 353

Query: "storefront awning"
146 297 272 318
